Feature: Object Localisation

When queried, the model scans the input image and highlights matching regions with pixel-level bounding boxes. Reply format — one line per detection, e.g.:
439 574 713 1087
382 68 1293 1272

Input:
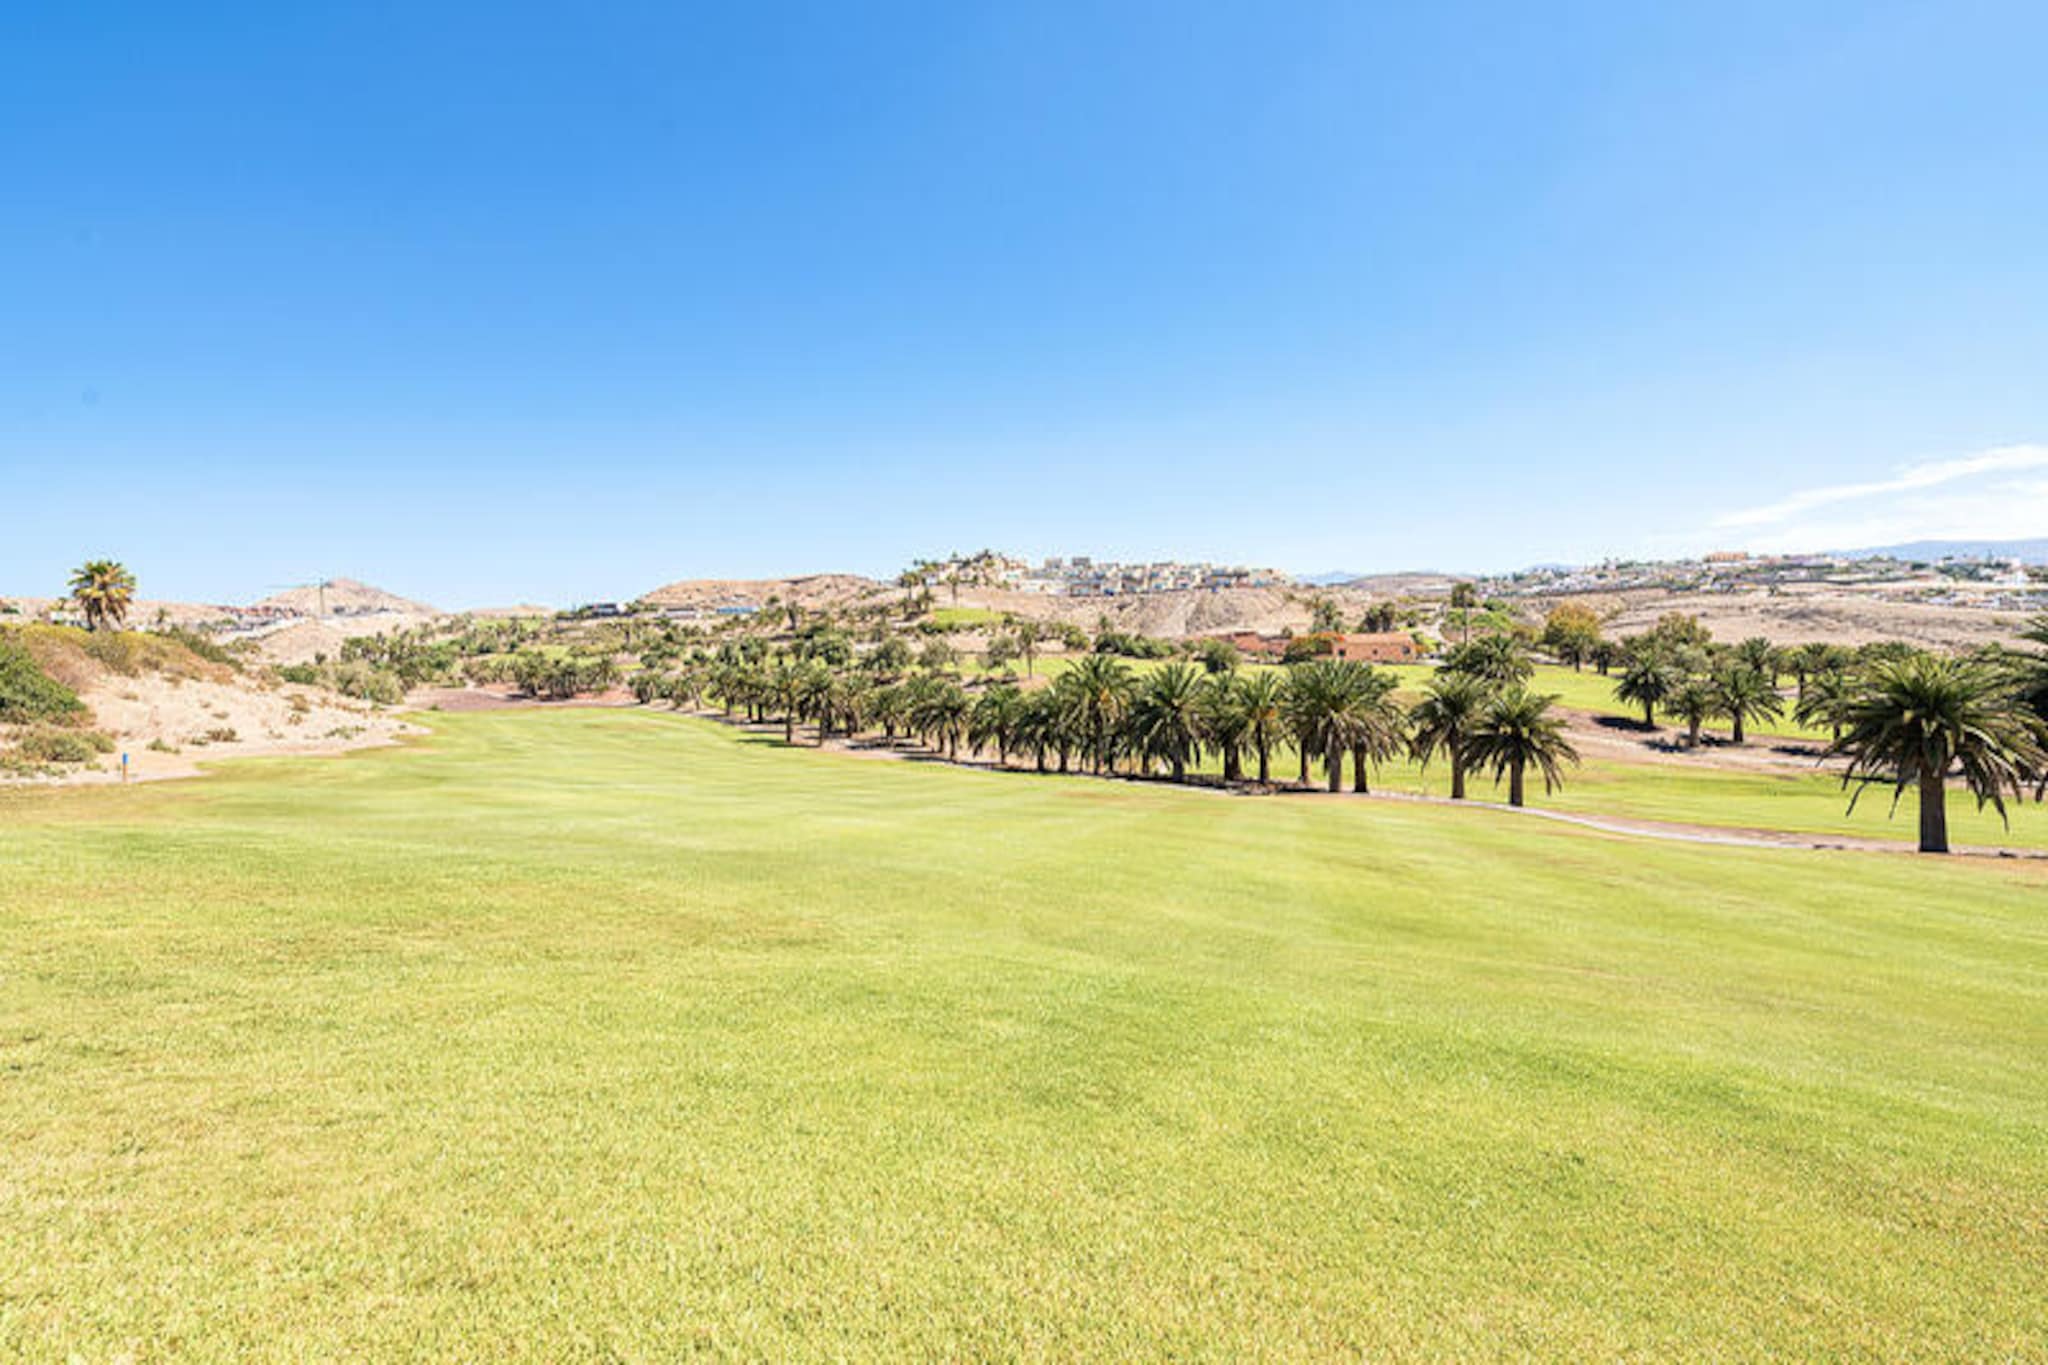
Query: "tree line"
637 643 1582 808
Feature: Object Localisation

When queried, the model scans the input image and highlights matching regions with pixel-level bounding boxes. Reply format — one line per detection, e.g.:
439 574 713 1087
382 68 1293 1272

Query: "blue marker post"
121 751 129 783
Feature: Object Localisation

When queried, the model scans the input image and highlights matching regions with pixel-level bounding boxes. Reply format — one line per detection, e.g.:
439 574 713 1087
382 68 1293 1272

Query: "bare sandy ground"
11 670 419 786
1548 584 2031 650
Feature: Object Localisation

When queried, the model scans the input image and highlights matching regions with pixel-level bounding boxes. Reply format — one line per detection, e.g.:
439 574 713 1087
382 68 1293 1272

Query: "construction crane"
266 579 332 617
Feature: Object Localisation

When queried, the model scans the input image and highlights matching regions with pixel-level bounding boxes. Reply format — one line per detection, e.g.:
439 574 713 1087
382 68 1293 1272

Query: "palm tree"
1733 637 1779 685
1793 667 1853 742
1409 672 1491 799
768 660 806 743
1443 633 1533 688
1198 675 1250 781
1234 671 1286 784
1345 667 1407 794
1827 654 2046 854
1016 619 1042 677
1468 689 1580 807
1711 663 1784 745
1128 662 1206 781
969 683 1027 766
1614 651 1681 729
69 559 137 632
910 678 971 759
2017 613 2048 725
1065 654 1134 774
1447 581 1478 646
797 664 834 742
1282 659 1380 792
1667 677 1718 748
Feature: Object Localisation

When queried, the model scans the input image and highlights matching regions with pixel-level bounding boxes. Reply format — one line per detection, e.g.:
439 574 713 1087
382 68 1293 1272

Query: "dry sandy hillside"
242 611 442 666
1534 585 2031 651
941 582 1414 637
640 574 889 612
2 627 415 785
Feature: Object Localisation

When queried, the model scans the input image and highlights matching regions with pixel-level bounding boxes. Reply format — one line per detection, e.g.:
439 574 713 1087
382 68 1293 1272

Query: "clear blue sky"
6 2 2047 607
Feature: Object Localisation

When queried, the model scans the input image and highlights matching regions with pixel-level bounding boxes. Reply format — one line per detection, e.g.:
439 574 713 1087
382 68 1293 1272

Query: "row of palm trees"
1605 626 2048 851
640 653 1582 807
650 617 2048 852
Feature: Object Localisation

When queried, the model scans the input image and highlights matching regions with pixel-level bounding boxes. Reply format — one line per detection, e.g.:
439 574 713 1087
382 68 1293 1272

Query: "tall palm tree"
1468 689 1580 807
1065 654 1134 774
969 683 1026 766
1409 672 1491 799
1233 671 1286 784
1827 654 2046 854
1282 659 1379 792
910 677 971 759
1197 675 1250 782
68 559 137 632
1711 663 1784 745
768 660 806 744
1346 667 1407 794
1614 651 1681 729
1129 662 1206 781
1447 581 1478 646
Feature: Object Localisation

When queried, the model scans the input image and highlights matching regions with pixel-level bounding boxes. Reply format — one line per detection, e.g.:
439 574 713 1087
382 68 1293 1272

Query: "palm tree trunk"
1298 744 1310 785
1450 754 1466 800
1352 743 1369 793
1170 755 1185 782
1256 740 1270 785
1325 739 1343 792
1918 769 1949 854
1643 700 1655 728
1509 755 1526 807
785 715 795 744
1688 717 1701 747
1732 713 1745 744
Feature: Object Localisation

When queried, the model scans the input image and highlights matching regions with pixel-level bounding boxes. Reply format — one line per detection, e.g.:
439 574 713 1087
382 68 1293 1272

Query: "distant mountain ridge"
1834 538 2048 564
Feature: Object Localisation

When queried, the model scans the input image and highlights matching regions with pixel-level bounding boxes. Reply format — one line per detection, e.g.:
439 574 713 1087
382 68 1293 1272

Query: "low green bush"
0 637 87 724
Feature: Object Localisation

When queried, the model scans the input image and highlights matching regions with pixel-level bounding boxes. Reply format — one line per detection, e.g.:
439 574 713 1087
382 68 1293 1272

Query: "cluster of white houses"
909 551 1290 598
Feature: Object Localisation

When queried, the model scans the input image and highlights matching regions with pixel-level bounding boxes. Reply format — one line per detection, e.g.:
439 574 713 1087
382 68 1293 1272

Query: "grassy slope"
3 710 2045 1357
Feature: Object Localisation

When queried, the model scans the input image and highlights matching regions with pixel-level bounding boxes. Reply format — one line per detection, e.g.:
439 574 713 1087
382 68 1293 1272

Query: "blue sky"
5 2 2047 607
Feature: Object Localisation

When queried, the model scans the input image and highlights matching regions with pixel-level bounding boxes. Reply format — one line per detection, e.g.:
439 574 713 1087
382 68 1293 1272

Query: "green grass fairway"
4 712 2046 1357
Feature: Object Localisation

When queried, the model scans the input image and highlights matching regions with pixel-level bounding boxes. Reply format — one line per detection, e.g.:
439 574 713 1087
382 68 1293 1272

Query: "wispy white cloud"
1703 443 2048 552
1714 444 2048 529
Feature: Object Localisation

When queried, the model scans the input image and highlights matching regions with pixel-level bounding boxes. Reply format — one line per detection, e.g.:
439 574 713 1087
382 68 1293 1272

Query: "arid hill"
639 574 888 611
252 577 439 616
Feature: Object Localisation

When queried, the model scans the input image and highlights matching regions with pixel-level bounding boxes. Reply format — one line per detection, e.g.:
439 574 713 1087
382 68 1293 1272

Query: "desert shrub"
1093 630 1175 660
147 737 180 753
0 637 88 724
275 658 404 704
14 725 112 764
151 626 237 667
